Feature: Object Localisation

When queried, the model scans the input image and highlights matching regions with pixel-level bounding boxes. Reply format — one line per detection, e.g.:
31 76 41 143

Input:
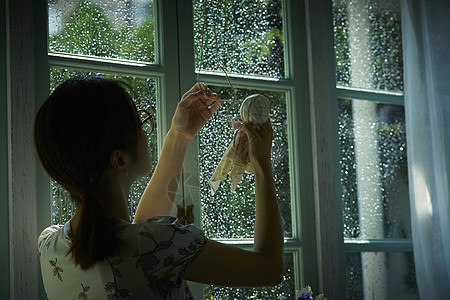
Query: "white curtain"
401 0 450 297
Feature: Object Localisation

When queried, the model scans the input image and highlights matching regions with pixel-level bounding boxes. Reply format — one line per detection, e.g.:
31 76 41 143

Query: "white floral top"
38 216 207 299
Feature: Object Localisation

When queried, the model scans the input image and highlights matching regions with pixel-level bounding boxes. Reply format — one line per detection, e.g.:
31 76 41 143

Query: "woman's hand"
239 120 273 172
170 83 221 142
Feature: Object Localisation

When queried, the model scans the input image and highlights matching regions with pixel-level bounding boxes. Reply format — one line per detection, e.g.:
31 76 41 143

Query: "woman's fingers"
178 89 204 110
208 97 222 115
182 82 207 99
203 92 219 106
182 82 214 103
181 83 216 103
180 83 224 116
181 89 221 115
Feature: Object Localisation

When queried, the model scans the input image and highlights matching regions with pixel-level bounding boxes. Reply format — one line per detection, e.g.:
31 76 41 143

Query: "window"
192 0 303 298
333 0 419 298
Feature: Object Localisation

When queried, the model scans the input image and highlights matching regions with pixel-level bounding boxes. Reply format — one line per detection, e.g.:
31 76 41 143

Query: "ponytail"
69 192 120 270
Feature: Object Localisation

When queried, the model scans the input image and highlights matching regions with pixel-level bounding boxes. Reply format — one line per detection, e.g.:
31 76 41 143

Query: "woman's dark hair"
34 76 141 270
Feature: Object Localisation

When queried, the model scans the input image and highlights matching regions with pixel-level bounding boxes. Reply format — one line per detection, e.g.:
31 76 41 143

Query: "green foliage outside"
49 0 155 62
193 0 284 78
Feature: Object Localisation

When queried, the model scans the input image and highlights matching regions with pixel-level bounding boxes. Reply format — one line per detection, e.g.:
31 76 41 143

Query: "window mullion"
336 86 404 105
169 0 204 297
344 239 413 252
306 0 345 297
157 0 182 138
48 53 166 78
174 0 198 225
169 0 199 225
284 0 321 293
197 72 295 92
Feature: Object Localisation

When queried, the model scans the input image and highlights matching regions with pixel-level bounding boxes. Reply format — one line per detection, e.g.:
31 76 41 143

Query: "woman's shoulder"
114 215 204 237
113 215 207 254
141 215 205 239
37 224 65 252
114 215 195 229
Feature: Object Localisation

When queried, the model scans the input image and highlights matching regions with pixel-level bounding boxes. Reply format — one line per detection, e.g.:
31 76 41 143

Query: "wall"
0 0 10 297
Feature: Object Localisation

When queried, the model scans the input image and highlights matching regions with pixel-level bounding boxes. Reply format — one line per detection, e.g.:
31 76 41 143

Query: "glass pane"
193 0 284 79
51 182 75 226
50 67 158 224
333 0 403 92
48 0 155 63
204 252 295 299
338 99 410 239
346 252 419 299
199 86 291 238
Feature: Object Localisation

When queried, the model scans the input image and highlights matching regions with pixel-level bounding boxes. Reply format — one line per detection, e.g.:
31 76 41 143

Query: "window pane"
48 0 156 63
338 99 410 239
199 86 291 238
346 252 419 299
50 68 158 224
193 0 284 78
51 182 75 225
204 252 295 299
333 0 403 92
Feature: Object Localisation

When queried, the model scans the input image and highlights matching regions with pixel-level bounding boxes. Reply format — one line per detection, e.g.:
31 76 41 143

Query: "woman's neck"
70 176 132 236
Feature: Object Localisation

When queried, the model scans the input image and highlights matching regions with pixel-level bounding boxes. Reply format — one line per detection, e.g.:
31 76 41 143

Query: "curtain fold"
401 0 450 297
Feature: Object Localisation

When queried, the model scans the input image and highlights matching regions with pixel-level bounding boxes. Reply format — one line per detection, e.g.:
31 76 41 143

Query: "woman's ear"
109 150 129 176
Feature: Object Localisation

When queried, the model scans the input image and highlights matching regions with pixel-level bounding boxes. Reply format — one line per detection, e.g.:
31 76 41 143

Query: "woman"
35 76 284 299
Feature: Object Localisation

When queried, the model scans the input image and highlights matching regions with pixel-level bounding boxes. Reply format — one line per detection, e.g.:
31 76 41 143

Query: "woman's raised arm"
133 83 220 223
184 121 284 286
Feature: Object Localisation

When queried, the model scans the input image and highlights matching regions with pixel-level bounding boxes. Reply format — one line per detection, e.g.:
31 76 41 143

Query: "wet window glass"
333 0 403 92
205 253 295 299
193 0 285 78
199 86 291 239
345 252 419 299
48 0 156 63
338 98 410 239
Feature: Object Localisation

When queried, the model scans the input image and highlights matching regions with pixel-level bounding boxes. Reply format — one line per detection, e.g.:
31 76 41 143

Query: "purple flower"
299 293 314 300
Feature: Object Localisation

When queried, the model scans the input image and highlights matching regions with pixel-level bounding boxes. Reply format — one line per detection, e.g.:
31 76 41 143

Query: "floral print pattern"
49 258 63 282
105 249 131 298
38 216 206 299
78 284 90 300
